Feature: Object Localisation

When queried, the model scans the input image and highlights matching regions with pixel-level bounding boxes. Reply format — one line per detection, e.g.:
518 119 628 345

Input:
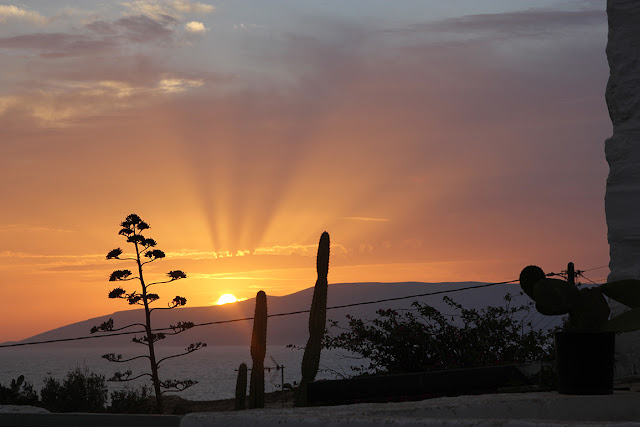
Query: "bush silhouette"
324 294 556 375
40 368 108 412
0 375 38 406
109 385 152 413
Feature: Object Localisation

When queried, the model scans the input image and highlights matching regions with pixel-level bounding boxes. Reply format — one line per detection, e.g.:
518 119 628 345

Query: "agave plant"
519 265 640 332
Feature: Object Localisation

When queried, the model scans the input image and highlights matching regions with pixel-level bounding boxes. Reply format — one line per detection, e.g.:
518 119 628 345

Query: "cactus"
10 375 24 394
235 363 248 410
519 264 640 332
248 290 267 409
295 231 330 407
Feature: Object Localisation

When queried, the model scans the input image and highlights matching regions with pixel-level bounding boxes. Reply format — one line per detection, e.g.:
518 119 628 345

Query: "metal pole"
281 365 285 408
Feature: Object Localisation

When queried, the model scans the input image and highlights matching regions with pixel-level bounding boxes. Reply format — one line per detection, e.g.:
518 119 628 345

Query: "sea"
0 345 365 401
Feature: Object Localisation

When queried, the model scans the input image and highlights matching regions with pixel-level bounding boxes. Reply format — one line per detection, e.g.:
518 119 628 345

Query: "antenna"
270 355 285 408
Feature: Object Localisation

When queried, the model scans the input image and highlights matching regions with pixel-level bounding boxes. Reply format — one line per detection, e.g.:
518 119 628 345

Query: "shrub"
323 293 557 375
109 385 152 413
0 376 39 406
40 368 108 412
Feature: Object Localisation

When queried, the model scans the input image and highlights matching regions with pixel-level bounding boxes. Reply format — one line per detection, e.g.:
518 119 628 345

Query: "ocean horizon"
0 345 363 401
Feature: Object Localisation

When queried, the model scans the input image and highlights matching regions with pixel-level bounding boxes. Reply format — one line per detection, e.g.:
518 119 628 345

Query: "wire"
1 265 609 350
580 265 609 273
577 272 600 286
0 279 519 349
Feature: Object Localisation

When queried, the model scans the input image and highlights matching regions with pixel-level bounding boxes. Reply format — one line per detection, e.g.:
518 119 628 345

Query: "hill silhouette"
6 281 532 349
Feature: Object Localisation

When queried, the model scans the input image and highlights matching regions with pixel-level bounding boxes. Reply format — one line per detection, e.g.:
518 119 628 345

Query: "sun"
216 294 238 305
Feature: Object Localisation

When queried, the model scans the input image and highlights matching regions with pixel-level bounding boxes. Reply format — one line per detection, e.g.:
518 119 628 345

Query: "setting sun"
216 294 238 305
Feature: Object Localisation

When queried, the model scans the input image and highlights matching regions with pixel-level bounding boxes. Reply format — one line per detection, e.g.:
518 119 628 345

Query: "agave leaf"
600 280 640 308
532 278 577 315
519 265 546 300
568 288 610 331
604 308 640 333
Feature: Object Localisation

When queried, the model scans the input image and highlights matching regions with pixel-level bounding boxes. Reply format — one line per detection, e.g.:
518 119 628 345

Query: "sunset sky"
0 0 611 342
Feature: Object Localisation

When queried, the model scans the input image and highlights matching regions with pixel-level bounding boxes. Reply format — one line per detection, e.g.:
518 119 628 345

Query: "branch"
157 342 206 366
159 379 198 394
109 270 133 281
132 333 166 345
146 279 175 286
106 248 122 259
150 296 187 311
147 271 187 286
141 249 165 266
108 370 152 382
102 353 150 363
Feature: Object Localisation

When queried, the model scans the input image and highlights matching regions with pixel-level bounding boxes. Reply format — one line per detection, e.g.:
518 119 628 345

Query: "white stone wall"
605 0 640 377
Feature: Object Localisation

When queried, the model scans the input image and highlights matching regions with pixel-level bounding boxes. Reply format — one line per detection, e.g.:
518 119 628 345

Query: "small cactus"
10 375 24 393
519 264 640 332
248 291 267 409
295 231 330 407
235 363 247 410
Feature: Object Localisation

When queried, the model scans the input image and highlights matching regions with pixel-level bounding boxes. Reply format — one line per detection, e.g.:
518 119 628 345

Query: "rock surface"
0 404 49 414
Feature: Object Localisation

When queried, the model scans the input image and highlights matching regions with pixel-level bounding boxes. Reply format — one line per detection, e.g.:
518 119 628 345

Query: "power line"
0 279 519 349
2 265 610 350
578 272 600 286
580 265 609 273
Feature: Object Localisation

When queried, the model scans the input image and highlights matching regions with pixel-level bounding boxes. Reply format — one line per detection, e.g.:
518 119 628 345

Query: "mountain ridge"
4 281 526 348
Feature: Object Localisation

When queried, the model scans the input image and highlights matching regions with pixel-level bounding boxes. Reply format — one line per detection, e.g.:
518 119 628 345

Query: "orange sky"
0 1 612 342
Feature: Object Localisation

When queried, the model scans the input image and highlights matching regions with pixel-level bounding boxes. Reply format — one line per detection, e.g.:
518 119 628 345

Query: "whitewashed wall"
605 0 640 377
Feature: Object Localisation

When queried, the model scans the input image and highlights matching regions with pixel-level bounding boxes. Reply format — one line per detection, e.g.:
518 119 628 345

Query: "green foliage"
109 385 152 414
519 265 640 332
249 291 267 409
235 363 248 410
296 231 330 407
40 368 108 413
324 294 556 376
0 375 38 406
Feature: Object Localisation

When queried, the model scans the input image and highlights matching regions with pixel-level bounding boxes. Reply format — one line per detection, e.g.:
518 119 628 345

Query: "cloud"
0 97 17 115
343 217 391 222
0 251 102 260
0 76 205 125
185 21 207 33
122 0 214 20
114 14 177 42
157 77 204 93
0 224 75 233
0 5 47 25
422 7 604 39
0 33 119 57
170 0 214 14
233 23 262 31
0 13 177 58
252 243 348 256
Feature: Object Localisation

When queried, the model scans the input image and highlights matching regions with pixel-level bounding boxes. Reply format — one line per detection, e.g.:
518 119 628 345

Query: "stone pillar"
605 0 640 378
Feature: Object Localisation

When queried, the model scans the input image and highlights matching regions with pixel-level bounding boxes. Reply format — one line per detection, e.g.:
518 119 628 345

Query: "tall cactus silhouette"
295 231 330 407
235 362 248 410
248 290 267 409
